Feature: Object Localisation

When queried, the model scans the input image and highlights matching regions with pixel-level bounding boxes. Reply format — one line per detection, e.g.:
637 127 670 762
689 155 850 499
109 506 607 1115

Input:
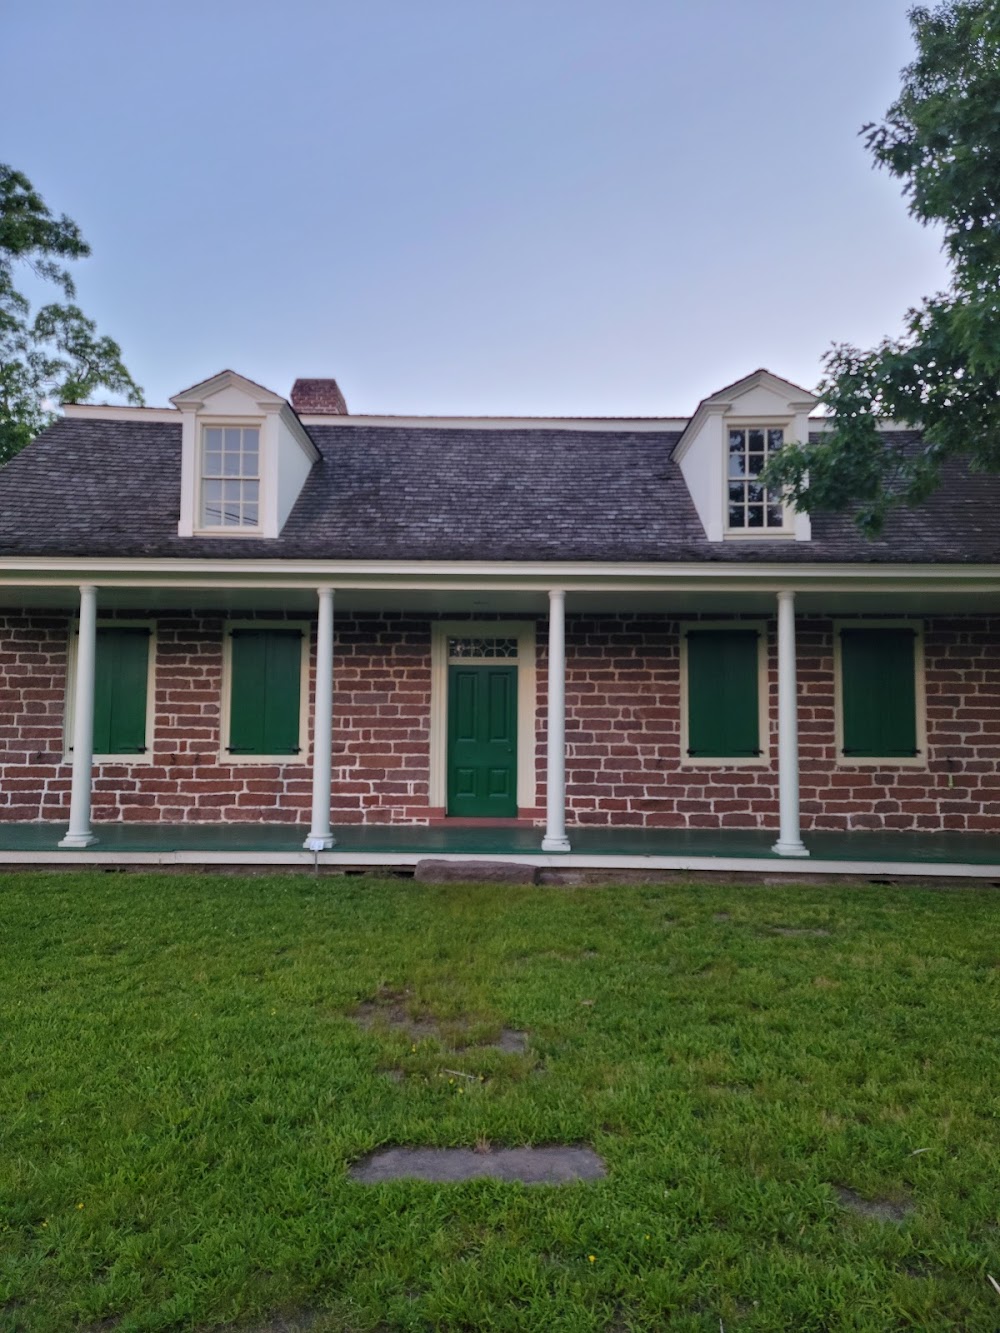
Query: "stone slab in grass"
414 858 538 885
835 1186 913 1222
349 1145 607 1184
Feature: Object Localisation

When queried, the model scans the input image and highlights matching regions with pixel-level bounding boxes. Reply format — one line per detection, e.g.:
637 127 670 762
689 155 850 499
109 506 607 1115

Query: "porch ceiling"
1 582 1000 616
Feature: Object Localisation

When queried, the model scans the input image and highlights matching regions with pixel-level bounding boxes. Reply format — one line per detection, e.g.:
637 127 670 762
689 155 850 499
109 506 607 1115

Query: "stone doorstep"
413 858 538 884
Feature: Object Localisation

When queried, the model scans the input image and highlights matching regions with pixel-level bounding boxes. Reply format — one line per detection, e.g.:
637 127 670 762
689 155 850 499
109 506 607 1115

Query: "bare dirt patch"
835 1185 913 1223
349 1144 607 1185
351 987 529 1054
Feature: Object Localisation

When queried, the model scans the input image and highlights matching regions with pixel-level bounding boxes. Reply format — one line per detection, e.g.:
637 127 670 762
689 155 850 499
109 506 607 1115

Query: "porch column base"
771 838 809 858
59 831 98 849
541 834 571 853
303 834 336 851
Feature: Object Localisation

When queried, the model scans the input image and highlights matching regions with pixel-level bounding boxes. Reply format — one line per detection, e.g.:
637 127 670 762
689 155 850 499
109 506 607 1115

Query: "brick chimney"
290 378 348 415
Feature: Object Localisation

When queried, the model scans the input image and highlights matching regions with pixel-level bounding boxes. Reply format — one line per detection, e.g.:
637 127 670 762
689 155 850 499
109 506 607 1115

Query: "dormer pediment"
674 369 814 544
172 370 319 539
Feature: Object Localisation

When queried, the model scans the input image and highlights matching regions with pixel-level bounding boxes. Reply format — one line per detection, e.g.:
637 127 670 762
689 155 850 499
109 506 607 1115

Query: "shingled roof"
0 416 997 564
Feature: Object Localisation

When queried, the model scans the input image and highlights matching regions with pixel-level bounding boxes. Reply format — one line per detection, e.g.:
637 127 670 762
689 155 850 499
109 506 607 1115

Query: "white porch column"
541 588 571 852
304 586 336 850
772 589 809 857
59 584 99 849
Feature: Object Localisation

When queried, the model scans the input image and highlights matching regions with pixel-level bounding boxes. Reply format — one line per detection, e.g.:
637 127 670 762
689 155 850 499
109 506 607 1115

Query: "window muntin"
727 427 785 530
685 628 762 759
839 627 919 759
201 426 260 528
447 636 519 660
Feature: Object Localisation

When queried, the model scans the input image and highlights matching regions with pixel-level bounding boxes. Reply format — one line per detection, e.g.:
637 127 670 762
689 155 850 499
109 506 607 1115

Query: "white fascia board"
62 404 180 423
298 414 689 432
279 402 320 462
170 369 285 408
1 556 1000 592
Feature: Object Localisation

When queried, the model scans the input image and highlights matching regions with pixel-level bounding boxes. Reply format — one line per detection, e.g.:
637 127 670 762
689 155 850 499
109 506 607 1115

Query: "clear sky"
7 0 949 417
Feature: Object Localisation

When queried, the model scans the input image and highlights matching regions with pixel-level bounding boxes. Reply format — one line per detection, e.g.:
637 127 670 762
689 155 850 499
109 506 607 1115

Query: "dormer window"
200 426 260 529
726 427 787 531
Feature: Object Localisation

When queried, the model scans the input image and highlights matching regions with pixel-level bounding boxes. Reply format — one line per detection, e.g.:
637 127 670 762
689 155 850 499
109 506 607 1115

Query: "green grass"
1 872 999 1332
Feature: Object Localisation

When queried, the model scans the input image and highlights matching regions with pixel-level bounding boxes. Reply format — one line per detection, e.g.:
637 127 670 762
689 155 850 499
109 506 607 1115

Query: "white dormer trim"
170 371 319 539
674 369 816 544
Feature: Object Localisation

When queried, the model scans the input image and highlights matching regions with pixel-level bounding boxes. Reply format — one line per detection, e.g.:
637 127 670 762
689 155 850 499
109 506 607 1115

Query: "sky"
7 0 950 417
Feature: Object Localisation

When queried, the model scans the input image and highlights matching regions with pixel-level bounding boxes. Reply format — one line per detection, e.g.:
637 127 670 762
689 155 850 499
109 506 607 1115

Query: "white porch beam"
304 586 336 851
772 589 809 857
541 588 571 852
59 584 99 848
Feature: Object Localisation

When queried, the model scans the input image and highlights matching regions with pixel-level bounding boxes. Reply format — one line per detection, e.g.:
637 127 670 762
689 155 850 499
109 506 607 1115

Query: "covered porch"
0 821 998 878
2 559 1000 870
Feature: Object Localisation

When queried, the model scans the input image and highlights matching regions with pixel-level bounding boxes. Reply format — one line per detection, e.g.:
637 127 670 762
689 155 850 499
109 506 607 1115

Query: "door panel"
447 666 517 816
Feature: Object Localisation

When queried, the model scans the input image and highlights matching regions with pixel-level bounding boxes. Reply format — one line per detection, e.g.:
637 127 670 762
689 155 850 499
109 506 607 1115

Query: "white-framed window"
199 425 261 530
64 620 157 764
726 426 789 533
220 620 309 764
679 621 769 766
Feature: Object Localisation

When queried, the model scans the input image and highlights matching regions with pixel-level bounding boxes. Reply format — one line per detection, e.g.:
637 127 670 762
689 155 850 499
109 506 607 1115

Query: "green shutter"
228 629 302 755
92 628 150 755
687 630 760 758
841 628 918 757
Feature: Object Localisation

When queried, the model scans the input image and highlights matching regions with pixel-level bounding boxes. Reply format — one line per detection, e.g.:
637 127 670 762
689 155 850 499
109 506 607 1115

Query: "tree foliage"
0 165 143 462
764 0 1000 534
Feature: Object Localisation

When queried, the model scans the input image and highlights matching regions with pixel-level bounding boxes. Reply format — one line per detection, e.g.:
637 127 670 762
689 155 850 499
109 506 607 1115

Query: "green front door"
447 665 518 817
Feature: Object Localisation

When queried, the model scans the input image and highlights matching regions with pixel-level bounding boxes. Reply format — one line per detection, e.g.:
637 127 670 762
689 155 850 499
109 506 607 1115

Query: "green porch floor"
0 822 998 865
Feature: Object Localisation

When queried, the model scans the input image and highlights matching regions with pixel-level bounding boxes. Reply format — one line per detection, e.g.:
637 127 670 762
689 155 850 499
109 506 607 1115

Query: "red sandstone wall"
0 610 996 832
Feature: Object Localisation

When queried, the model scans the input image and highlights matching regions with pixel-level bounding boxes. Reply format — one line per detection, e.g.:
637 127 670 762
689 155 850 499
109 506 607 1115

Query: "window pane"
747 429 765 451
223 452 242 476
244 480 259 503
747 506 764 528
767 429 784 451
205 428 223 450
728 455 745 478
204 451 222 475
224 428 242 451
728 430 745 452
766 503 784 526
243 428 259 448
729 506 745 527
243 504 258 525
747 452 765 476
728 484 745 504
242 451 258 476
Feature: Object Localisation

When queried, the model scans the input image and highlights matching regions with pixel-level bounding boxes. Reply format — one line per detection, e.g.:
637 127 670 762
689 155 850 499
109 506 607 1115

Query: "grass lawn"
1 872 999 1332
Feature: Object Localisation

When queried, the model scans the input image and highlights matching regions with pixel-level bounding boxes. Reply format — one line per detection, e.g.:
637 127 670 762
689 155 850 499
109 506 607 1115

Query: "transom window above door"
727 427 786 531
447 636 519 660
201 426 260 529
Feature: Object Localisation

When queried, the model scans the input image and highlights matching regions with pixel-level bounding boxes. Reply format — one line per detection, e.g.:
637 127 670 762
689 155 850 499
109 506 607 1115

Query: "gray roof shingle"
0 417 996 564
